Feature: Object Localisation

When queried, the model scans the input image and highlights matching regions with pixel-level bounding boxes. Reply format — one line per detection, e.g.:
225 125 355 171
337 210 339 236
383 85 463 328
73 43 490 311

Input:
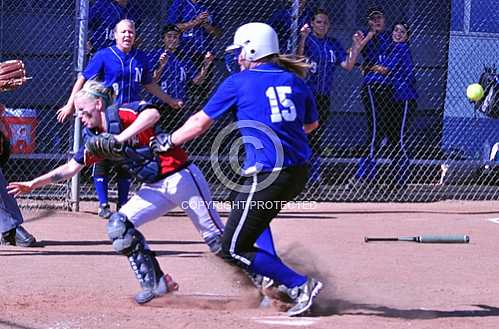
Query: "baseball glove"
85 133 124 161
0 60 27 92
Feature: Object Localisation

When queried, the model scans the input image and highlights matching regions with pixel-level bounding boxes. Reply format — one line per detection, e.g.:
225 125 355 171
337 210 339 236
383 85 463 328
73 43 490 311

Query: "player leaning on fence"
352 6 395 186
7 80 227 303
368 21 418 188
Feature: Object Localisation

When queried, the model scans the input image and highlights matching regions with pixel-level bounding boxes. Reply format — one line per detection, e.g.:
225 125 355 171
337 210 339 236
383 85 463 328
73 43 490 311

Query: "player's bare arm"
144 82 183 109
369 64 389 75
203 23 221 37
201 15 221 37
341 31 366 71
153 52 169 82
57 75 87 123
296 24 311 56
115 107 161 143
176 12 208 32
7 159 84 197
357 30 376 50
192 52 214 85
304 121 319 134
171 110 213 145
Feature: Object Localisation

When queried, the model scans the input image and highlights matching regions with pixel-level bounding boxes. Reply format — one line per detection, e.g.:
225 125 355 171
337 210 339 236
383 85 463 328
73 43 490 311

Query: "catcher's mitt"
0 60 27 92
85 133 124 161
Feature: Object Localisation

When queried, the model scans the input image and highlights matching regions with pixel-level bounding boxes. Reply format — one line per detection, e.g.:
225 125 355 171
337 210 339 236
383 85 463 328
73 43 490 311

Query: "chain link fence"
0 0 78 209
0 0 498 210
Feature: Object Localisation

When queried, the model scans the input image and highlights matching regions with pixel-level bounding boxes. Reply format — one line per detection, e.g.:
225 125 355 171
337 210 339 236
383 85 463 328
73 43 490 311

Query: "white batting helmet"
226 22 279 61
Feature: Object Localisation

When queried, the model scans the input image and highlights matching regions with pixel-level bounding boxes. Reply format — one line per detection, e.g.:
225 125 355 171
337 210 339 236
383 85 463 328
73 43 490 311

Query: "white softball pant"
119 163 224 241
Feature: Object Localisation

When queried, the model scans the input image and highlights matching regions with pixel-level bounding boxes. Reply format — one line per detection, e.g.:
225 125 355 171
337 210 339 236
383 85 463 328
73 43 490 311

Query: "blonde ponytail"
270 54 311 79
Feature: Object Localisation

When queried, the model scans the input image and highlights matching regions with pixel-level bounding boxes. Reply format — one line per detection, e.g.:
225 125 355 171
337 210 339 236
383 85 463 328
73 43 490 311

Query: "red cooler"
4 108 37 154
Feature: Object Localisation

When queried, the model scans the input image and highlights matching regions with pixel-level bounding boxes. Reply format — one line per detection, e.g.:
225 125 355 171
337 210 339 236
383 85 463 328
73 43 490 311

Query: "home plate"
252 316 319 326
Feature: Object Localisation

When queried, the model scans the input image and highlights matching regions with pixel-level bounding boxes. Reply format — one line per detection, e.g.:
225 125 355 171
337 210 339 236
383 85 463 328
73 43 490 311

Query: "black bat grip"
364 237 398 242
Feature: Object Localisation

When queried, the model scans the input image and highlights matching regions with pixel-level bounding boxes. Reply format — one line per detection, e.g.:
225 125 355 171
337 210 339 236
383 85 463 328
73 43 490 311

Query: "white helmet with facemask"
226 22 279 61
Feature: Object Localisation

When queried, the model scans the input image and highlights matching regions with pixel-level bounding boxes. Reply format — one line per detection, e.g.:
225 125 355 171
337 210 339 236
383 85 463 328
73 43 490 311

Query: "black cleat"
1 226 36 247
1 228 16 246
15 225 36 247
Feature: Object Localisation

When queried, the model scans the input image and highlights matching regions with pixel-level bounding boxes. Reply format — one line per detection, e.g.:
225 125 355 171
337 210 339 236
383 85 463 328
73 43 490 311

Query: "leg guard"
107 212 178 304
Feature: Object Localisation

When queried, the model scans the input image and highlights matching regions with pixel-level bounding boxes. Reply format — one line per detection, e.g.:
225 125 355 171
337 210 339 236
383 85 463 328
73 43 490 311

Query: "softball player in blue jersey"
297 8 364 181
150 23 284 289
88 0 139 52
371 22 417 187
56 19 183 218
150 24 214 108
165 0 220 61
267 0 313 53
168 23 322 317
354 6 395 184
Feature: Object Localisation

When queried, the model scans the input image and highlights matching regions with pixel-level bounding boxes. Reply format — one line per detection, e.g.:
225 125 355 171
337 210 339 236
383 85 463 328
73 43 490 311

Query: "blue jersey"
148 49 197 102
83 46 153 104
89 0 139 51
165 0 217 54
267 6 312 53
383 42 417 101
361 31 391 85
203 63 318 172
303 34 347 96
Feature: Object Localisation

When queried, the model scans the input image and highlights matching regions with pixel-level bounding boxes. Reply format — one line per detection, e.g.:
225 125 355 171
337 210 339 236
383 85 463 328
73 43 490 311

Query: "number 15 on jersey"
266 86 297 123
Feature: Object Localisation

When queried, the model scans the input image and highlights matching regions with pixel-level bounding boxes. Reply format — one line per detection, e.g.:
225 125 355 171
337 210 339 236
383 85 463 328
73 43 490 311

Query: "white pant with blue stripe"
119 163 224 242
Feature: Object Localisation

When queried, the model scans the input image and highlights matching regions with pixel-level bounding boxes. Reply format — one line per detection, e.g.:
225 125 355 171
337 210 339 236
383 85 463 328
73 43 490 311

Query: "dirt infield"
2 201 499 329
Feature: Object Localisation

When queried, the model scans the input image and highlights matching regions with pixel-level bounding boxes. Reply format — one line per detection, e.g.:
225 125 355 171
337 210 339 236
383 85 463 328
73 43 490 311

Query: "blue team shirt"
203 63 318 172
267 6 312 53
382 42 417 101
303 34 347 96
148 49 197 102
89 0 139 51
361 31 391 85
83 46 153 104
165 0 216 54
